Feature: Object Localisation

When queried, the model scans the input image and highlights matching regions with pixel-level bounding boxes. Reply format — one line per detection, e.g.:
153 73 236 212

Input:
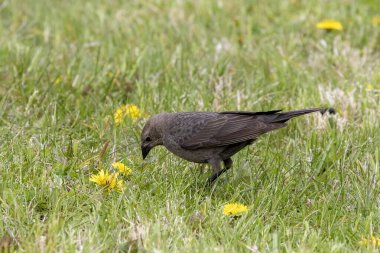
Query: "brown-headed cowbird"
141 108 335 183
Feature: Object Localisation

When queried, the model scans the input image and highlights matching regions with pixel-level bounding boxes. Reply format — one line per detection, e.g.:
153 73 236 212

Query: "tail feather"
267 108 335 123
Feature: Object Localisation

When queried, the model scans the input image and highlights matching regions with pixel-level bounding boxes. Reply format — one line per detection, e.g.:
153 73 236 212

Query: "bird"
140 108 335 184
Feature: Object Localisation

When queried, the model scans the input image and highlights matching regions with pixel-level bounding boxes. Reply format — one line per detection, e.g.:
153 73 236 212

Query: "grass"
0 0 380 252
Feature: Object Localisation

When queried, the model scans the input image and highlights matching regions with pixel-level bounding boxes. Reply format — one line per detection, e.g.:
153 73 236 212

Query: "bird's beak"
141 145 151 160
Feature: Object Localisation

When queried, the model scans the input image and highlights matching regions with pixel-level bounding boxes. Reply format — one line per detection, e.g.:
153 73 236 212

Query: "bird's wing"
172 112 285 150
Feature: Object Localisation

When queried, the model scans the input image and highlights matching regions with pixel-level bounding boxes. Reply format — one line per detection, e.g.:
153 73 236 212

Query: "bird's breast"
163 137 222 163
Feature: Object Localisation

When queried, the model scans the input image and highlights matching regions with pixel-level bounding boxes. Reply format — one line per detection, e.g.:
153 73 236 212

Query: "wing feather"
178 113 285 149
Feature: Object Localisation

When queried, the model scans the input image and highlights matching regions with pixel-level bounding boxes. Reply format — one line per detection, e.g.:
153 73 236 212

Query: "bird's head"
140 113 167 159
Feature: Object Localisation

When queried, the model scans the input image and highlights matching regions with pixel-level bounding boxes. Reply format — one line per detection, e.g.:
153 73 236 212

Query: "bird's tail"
267 108 335 123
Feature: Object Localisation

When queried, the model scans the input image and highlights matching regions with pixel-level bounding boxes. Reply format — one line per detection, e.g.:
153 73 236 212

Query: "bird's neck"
152 113 171 141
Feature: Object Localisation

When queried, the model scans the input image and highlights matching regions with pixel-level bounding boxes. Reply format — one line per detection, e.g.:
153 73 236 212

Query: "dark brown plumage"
141 108 335 183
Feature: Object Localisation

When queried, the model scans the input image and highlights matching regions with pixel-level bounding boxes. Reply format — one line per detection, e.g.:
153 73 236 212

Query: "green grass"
1 0 380 252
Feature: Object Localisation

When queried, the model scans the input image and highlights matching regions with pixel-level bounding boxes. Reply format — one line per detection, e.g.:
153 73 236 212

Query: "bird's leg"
207 158 233 184
207 158 222 184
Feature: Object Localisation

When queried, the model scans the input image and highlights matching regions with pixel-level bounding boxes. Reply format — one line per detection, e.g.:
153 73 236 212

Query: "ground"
1 0 380 252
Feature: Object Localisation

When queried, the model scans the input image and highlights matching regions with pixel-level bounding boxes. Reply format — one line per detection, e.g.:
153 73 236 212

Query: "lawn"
1 0 380 252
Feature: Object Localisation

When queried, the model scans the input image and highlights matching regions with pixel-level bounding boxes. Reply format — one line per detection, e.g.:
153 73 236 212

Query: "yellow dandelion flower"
359 236 380 246
112 162 132 176
114 107 124 125
114 104 141 125
116 180 124 192
372 16 380 26
107 173 118 190
367 83 374 90
124 104 141 120
223 203 248 216
90 170 124 192
316 19 343 31
90 169 108 185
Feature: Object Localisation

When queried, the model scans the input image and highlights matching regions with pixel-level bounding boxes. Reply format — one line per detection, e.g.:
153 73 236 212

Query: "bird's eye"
145 137 151 142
